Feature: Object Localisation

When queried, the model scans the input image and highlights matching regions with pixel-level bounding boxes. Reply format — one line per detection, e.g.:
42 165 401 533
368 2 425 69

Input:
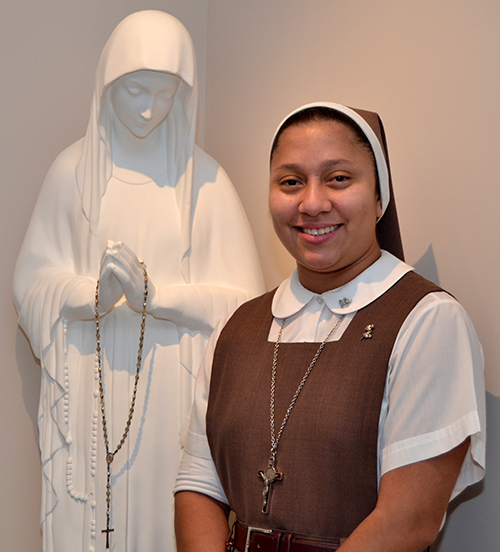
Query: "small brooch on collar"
339 297 352 309
361 324 375 340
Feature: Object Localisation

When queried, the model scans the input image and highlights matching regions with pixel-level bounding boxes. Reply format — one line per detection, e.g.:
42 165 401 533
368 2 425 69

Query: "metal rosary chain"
269 314 346 463
94 260 148 549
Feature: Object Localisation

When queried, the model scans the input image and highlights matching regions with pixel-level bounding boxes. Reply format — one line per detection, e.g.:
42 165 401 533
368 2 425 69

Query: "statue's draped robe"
13 11 264 552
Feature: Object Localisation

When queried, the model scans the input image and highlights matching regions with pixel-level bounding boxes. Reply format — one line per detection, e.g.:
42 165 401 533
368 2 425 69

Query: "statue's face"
110 70 181 138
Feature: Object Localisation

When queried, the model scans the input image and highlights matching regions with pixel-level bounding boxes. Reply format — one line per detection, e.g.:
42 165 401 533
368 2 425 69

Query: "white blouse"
175 251 485 505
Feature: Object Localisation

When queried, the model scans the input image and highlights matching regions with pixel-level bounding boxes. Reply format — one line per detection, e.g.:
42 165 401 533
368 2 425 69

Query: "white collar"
271 251 413 318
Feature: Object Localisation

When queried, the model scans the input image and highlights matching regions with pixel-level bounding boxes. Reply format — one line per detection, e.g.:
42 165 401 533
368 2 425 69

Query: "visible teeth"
302 225 337 236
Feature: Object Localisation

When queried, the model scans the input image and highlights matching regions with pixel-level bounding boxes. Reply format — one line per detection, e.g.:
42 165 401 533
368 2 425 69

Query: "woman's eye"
329 175 349 185
282 179 301 187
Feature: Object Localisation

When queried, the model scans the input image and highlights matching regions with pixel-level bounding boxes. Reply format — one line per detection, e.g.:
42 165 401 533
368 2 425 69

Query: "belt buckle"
245 526 273 552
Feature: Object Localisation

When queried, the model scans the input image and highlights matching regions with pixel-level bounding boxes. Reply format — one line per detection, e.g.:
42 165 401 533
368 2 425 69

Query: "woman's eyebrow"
321 158 354 168
274 159 353 172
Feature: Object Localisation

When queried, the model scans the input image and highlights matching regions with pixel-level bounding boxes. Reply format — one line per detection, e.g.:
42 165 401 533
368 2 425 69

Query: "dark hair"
270 107 379 191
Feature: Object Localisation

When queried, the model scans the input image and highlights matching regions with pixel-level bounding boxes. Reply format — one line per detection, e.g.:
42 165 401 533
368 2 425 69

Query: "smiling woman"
269 117 382 293
174 102 485 552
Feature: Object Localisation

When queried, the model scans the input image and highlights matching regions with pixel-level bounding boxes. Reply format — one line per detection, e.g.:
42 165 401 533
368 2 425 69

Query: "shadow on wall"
412 244 440 286
431 392 499 552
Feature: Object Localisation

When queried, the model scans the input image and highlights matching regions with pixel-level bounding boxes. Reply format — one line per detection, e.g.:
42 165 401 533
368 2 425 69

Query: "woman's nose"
298 182 332 216
141 108 153 120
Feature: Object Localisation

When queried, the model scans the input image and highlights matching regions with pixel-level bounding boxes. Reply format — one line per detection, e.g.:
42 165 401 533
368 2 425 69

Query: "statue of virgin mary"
13 11 264 552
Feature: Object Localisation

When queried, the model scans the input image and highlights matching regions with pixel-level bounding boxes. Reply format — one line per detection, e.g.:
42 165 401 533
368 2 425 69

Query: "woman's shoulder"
411 289 473 325
399 287 480 353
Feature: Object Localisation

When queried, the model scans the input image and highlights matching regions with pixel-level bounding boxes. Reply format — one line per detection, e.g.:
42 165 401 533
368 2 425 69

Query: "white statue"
13 11 264 552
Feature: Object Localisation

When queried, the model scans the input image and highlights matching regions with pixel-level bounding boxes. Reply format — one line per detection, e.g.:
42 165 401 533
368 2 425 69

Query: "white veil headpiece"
271 102 390 216
76 10 197 280
271 102 404 260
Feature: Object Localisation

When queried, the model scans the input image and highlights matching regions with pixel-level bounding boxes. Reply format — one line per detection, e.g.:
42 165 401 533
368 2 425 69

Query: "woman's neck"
297 247 382 294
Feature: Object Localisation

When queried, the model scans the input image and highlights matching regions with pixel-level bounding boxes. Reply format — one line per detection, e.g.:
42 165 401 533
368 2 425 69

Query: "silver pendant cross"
258 459 283 514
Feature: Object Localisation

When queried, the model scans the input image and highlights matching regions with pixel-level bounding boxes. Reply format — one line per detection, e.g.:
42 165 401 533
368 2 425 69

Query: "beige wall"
2 1 498 550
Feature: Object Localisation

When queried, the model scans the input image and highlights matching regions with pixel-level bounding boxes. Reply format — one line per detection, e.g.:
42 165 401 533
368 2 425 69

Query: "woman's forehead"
272 120 371 161
281 118 359 139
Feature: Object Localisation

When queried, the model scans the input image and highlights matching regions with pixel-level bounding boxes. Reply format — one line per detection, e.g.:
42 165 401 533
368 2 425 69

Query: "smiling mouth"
301 225 339 236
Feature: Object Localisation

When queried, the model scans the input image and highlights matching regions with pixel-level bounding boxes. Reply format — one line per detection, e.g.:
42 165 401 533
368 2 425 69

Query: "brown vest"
207 272 441 539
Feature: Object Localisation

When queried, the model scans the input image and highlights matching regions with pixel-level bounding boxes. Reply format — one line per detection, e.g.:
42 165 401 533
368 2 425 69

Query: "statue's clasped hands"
98 240 155 313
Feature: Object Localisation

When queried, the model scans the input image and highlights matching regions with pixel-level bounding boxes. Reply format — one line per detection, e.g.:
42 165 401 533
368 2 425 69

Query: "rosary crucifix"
258 457 283 514
102 453 115 549
102 525 114 550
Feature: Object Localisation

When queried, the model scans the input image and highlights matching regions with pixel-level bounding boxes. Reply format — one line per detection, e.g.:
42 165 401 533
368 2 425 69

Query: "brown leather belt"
228 521 432 552
228 521 344 552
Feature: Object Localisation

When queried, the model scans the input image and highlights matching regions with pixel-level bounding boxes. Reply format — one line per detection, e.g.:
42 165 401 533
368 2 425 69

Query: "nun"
174 103 485 552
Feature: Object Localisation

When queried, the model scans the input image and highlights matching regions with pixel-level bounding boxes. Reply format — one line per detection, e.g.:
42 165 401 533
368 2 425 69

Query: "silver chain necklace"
258 314 345 514
94 261 148 549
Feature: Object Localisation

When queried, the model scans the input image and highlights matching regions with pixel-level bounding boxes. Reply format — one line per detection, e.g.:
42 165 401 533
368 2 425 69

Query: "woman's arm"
175 491 230 552
338 438 470 552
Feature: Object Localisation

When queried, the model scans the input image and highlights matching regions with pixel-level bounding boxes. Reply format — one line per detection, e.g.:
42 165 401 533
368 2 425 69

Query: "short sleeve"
175 314 232 500
174 451 229 504
380 292 485 498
